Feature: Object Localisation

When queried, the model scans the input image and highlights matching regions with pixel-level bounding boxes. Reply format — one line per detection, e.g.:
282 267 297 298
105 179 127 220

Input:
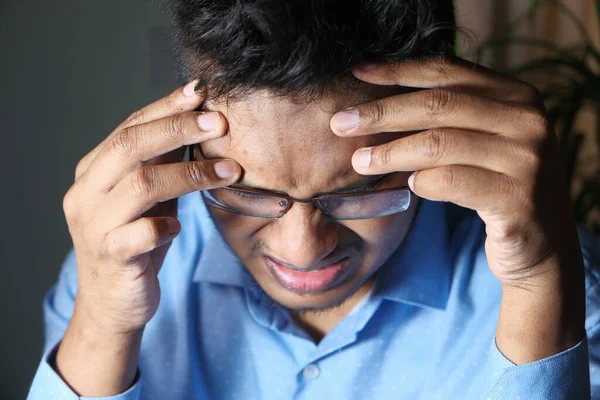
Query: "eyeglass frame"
201 184 413 220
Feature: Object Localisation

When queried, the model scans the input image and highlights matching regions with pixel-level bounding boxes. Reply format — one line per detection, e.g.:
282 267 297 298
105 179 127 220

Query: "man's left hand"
330 56 586 364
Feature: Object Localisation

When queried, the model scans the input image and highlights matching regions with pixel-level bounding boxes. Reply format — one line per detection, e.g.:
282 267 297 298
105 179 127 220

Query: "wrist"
73 296 147 335
66 307 144 350
55 307 143 396
496 264 585 364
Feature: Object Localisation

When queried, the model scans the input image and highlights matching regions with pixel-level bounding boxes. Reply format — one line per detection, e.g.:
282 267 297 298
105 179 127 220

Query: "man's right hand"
54 81 241 396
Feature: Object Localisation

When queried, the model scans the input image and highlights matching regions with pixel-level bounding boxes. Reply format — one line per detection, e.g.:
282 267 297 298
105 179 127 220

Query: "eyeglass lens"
203 187 411 220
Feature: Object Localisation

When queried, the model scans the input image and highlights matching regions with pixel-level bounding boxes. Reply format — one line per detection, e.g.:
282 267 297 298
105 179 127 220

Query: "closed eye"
328 174 391 195
232 190 262 199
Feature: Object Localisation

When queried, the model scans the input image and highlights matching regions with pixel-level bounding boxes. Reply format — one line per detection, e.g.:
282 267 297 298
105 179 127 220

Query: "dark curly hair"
168 0 456 101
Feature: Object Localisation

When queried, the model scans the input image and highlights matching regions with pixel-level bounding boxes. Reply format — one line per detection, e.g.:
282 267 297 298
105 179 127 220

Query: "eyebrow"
228 174 391 197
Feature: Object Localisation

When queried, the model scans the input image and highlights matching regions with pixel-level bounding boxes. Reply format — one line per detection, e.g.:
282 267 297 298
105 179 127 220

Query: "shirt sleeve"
482 334 590 400
27 249 142 400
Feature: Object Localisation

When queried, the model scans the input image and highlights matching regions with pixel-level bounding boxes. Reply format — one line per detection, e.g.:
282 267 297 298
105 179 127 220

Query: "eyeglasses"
201 184 412 220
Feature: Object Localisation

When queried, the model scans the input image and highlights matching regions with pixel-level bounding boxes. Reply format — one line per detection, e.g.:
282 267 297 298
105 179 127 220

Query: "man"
28 0 600 399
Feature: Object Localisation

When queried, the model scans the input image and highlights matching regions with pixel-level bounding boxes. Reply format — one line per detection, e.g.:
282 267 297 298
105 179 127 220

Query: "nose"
267 203 339 269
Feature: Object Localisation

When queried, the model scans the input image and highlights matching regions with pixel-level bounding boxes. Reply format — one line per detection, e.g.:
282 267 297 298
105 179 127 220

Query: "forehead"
200 87 403 195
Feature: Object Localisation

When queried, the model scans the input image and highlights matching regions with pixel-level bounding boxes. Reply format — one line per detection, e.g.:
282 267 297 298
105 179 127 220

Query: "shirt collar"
191 192 463 310
373 198 455 310
191 192 249 287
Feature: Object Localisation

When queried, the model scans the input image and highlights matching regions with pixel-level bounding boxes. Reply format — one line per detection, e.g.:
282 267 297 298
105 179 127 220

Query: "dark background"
0 1 176 398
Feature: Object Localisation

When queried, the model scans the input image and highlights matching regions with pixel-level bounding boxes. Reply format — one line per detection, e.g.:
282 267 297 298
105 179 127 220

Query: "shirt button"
303 364 320 380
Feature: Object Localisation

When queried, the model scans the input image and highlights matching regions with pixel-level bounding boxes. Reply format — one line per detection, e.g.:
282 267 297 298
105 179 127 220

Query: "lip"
265 256 349 294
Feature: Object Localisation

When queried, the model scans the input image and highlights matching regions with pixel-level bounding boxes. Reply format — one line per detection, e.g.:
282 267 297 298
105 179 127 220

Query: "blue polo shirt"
28 192 600 399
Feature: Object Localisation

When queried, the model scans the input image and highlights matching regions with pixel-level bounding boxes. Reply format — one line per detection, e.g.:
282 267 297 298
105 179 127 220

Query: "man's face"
200 87 420 311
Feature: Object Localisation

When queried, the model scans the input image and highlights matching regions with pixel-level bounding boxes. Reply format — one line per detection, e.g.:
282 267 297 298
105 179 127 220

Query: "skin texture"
54 80 417 397
331 56 585 365
56 82 243 396
198 89 418 324
53 56 587 397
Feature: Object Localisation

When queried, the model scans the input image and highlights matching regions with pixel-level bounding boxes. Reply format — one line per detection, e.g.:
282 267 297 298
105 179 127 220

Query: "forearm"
496 264 586 365
54 308 143 397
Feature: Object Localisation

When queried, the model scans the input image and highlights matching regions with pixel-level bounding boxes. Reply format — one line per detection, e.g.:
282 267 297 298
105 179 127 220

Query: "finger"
75 80 206 181
81 110 228 192
409 165 521 215
351 56 541 105
352 129 535 177
106 159 241 223
330 89 548 141
104 217 181 264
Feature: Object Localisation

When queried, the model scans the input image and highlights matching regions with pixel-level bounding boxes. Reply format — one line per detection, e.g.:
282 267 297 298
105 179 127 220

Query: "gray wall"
0 2 177 398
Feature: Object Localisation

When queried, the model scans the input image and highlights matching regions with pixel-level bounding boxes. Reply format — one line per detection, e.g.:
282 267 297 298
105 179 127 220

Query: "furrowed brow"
227 182 289 196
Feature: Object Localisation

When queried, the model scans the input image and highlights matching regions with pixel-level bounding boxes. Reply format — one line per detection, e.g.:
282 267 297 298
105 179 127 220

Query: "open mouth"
265 256 350 294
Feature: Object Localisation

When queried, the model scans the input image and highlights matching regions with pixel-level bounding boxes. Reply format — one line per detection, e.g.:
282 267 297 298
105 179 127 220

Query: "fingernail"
197 113 218 131
183 80 199 97
353 148 372 169
166 219 181 235
408 171 417 190
355 62 377 71
214 160 237 179
332 108 360 132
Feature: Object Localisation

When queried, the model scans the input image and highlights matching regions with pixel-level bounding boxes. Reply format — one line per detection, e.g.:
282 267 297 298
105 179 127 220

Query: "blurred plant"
473 0 600 236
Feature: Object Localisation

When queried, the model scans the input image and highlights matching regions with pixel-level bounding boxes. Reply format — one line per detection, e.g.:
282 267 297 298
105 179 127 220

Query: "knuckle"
424 89 454 118
374 144 392 167
62 189 79 223
142 219 163 249
368 99 387 126
422 130 447 160
111 128 136 156
518 145 542 173
124 108 146 127
520 106 549 136
436 55 453 68
105 230 126 260
164 113 187 141
184 162 208 187
430 56 454 74
440 166 459 189
105 231 137 264
75 158 89 180
497 174 516 195
489 220 521 241
131 168 154 198
521 82 544 105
